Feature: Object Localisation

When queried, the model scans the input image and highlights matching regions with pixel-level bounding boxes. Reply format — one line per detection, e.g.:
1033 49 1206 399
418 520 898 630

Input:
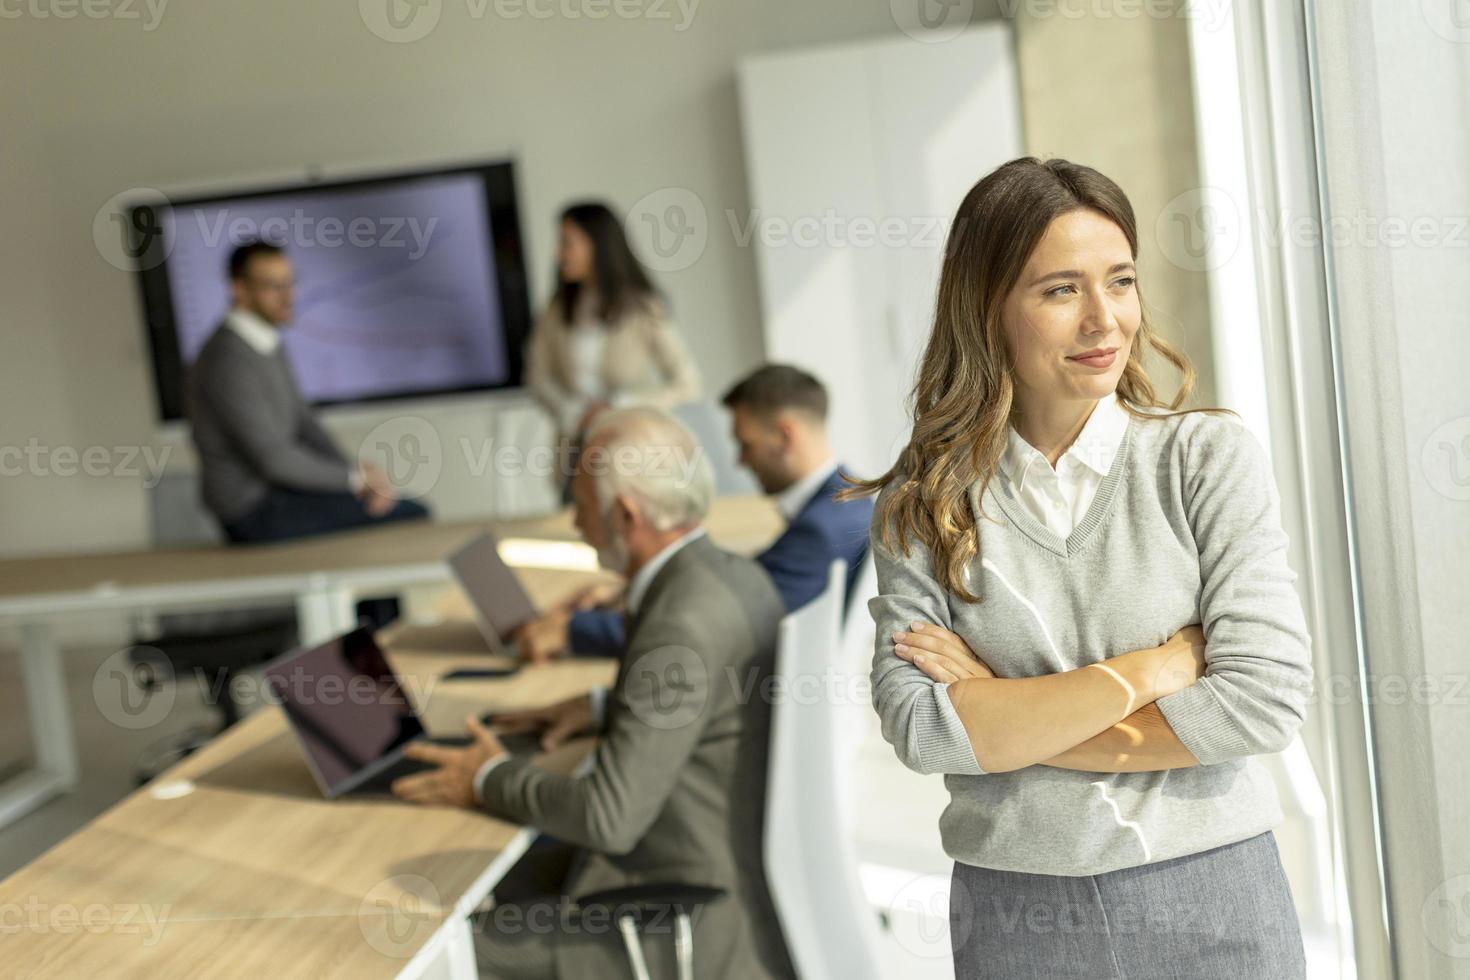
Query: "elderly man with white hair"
392 407 795 980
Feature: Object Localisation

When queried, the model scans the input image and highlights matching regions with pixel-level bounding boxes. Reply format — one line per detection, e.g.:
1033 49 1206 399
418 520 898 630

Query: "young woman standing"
524 201 702 500
851 158 1314 978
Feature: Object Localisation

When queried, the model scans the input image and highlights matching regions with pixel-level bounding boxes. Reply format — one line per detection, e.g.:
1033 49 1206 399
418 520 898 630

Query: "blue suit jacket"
568 467 874 657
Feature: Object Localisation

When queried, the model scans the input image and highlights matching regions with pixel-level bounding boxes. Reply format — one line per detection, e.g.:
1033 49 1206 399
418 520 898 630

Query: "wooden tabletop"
0 495 782 604
0 497 784 976
0 622 617 978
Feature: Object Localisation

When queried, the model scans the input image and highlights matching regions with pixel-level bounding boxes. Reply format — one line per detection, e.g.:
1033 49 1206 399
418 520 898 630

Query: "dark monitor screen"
128 160 532 421
263 627 425 794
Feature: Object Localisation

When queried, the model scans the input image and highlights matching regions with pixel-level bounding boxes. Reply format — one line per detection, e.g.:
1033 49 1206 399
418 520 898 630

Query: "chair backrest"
149 470 224 546
834 550 878 826
764 559 884 980
670 400 761 497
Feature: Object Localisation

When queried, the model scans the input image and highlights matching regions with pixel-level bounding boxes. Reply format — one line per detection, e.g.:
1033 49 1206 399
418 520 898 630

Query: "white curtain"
1309 3 1470 978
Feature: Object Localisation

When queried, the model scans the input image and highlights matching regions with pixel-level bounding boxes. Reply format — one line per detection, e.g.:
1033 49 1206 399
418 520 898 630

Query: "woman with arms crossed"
848 158 1314 978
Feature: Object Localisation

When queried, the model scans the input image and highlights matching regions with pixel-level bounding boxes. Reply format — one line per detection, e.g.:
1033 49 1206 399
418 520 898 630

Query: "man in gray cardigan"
392 407 794 980
187 241 428 542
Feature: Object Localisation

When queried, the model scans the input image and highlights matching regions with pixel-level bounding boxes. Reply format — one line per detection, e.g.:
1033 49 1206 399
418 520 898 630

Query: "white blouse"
996 393 1130 539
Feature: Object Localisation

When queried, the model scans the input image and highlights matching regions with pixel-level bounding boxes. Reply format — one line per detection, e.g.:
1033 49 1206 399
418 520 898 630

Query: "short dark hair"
228 240 286 281
721 364 828 422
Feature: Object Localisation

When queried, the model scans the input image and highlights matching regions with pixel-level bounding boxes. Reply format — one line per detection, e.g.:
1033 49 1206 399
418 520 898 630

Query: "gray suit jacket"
480 534 794 979
187 323 352 524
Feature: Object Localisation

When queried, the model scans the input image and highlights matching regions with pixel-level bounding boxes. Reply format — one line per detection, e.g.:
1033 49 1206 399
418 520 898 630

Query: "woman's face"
558 219 595 284
1000 209 1140 409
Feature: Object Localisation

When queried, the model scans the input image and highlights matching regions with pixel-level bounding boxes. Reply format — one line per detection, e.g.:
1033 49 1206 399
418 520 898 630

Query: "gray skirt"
950 831 1306 979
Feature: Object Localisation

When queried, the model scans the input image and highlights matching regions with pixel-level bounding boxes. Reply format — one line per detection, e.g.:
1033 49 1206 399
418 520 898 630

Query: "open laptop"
263 626 530 799
447 531 539 651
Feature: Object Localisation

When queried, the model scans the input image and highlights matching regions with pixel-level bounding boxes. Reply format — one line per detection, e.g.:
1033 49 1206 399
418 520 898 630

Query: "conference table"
0 497 781 830
0 497 784 978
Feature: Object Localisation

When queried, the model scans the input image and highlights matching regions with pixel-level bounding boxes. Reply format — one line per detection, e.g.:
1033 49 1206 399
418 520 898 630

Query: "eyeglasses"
246 277 296 293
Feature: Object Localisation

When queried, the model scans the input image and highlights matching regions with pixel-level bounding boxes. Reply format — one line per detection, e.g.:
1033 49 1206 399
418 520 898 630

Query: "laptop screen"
448 531 537 645
264 627 426 795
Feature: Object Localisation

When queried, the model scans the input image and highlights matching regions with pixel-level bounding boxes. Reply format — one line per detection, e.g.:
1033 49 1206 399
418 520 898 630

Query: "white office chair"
832 552 877 831
764 559 886 980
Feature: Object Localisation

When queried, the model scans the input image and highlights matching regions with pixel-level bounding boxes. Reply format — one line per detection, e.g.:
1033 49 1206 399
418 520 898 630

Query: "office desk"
0 621 619 979
0 496 781 828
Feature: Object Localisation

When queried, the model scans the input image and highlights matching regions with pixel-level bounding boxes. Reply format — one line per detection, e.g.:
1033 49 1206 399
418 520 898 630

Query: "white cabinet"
737 26 1023 478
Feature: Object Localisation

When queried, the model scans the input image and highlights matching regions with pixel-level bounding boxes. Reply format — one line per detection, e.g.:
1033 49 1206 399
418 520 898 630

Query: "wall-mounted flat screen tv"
129 160 532 421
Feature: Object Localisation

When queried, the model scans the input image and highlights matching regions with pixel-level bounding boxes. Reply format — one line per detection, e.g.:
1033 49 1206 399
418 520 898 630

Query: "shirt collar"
774 457 839 520
226 307 283 355
999 393 1128 492
626 525 708 615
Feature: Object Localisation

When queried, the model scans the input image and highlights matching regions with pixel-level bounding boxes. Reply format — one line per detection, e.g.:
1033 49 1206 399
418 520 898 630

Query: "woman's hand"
892 621 996 684
1149 624 1208 698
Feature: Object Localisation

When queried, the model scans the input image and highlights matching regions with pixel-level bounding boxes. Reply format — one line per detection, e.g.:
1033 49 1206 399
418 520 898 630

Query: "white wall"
0 0 960 558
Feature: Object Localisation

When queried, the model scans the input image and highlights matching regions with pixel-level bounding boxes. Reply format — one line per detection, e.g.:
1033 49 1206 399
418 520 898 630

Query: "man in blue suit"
513 364 873 662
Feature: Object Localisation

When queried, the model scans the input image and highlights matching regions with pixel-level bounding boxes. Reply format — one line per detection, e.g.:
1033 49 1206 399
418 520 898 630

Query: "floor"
0 636 224 881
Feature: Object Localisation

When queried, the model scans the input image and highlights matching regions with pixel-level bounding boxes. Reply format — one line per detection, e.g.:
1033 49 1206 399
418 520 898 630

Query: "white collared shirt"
625 525 708 615
998 394 1129 539
225 307 283 355
775 457 839 521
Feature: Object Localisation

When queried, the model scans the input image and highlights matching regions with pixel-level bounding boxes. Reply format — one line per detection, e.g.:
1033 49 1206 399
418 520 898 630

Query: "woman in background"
524 201 702 499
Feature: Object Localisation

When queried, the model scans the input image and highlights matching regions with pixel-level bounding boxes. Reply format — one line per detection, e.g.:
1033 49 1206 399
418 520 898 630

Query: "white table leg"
441 914 480 979
295 578 357 647
395 914 479 980
0 621 79 828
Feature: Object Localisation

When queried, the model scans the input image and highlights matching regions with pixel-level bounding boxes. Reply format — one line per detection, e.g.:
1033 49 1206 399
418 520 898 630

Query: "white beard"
596 532 630 575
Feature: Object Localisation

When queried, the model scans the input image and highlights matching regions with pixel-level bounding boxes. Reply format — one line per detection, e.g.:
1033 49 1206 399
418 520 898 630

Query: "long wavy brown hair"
840 157 1228 604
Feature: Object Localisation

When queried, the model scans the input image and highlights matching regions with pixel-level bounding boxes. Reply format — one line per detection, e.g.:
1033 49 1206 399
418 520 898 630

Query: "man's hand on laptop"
392 714 505 809
490 694 594 752
512 609 573 664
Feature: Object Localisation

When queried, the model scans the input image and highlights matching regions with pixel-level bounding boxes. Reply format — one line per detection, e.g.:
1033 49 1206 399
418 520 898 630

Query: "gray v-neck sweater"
868 410 1315 876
